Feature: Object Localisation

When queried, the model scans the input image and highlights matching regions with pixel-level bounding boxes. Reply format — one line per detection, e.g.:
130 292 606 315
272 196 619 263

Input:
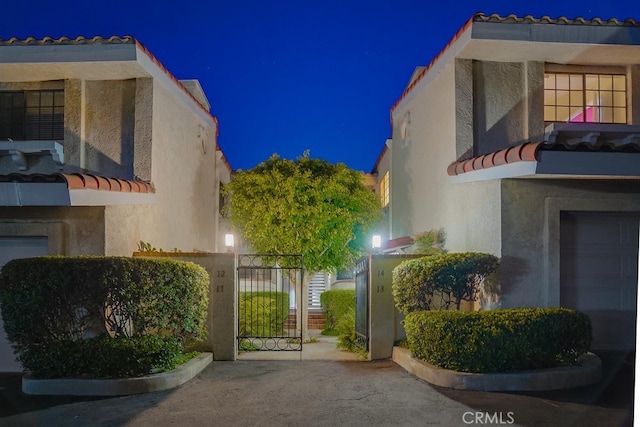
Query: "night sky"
1 0 637 171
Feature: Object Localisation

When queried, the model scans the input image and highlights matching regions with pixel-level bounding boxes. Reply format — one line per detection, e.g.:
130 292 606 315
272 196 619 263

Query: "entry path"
3 360 471 426
237 333 364 361
1 359 632 427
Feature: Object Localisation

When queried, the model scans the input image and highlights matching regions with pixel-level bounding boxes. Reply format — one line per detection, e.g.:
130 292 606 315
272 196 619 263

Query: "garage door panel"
589 311 637 350
561 217 623 244
560 287 636 311
560 212 639 351
621 255 639 279
561 253 624 279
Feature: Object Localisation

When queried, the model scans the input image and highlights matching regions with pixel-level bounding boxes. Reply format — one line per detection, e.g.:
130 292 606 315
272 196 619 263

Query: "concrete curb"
22 352 213 396
392 346 602 391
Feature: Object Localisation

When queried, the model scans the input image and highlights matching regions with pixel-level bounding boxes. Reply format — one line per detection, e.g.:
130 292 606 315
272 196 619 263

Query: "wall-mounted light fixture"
225 233 235 248
372 235 382 249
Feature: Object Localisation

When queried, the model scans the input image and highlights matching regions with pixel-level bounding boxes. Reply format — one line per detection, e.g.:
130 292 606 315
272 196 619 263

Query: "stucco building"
373 13 640 351
0 36 232 370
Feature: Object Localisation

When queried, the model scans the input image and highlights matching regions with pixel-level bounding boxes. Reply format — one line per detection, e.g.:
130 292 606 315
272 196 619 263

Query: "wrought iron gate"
237 254 303 351
354 256 369 351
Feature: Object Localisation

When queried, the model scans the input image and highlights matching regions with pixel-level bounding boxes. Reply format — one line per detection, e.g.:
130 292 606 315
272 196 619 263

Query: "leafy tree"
223 152 381 272
223 152 381 336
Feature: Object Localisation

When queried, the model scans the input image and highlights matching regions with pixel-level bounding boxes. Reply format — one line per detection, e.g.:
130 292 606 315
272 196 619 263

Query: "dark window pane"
2 90 64 140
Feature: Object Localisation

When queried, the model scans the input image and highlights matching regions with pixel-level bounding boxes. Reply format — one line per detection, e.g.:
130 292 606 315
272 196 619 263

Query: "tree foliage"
223 153 381 273
413 228 447 255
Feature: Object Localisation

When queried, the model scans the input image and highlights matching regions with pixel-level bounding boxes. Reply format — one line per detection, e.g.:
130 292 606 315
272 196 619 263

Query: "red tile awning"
0 173 156 206
447 126 640 182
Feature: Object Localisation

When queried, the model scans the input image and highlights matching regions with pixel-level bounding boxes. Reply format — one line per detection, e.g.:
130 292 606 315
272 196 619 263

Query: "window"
0 90 64 140
544 73 626 124
379 171 389 207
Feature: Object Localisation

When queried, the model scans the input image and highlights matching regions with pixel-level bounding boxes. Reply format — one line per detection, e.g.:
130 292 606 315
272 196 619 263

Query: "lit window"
379 171 389 207
544 73 626 124
0 90 65 140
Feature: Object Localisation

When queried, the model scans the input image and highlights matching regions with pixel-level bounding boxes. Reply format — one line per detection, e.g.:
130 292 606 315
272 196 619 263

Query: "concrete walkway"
237 331 364 361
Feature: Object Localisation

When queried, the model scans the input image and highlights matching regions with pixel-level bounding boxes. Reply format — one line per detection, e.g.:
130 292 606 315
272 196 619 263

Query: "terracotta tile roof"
0 36 135 45
383 236 414 251
0 173 155 193
390 12 640 115
447 140 640 176
474 13 639 26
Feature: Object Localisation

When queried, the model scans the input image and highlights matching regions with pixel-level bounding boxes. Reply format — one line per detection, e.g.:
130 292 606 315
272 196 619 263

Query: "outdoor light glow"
225 233 234 247
372 235 382 249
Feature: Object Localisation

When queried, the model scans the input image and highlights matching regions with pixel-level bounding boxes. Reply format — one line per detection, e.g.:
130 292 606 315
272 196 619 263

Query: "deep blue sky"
1 1 637 171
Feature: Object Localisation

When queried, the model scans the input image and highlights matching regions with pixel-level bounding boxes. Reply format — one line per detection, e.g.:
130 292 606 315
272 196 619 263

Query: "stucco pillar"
64 79 83 172
455 58 474 159
134 77 153 182
525 61 545 142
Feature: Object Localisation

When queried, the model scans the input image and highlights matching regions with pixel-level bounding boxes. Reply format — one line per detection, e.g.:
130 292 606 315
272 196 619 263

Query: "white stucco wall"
390 61 501 255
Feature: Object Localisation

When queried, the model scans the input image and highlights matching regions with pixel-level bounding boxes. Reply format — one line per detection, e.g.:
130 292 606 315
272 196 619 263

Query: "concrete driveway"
0 351 633 427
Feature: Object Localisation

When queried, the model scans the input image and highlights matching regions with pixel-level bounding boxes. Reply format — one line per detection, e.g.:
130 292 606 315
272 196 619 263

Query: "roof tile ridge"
446 141 543 176
58 172 155 193
0 35 136 45
472 12 639 27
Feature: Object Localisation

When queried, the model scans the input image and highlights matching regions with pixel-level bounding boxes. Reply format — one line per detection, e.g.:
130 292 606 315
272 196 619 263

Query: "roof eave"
450 153 640 184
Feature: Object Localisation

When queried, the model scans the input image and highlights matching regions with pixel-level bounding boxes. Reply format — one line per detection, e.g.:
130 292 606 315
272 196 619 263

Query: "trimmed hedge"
392 252 499 314
0 256 209 349
20 336 184 379
404 308 592 373
0 256 209 378
320 289 355 332
238 292 290 337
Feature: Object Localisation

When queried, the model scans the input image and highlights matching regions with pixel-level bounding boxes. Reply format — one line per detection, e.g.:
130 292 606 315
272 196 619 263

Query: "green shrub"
20 336 184 379
404 308 592 373
238 292 290 337
0 256 209 378
335 309 357 351
320 290 355 332
413 229 447 255
392 252 499 314
0 256 209 352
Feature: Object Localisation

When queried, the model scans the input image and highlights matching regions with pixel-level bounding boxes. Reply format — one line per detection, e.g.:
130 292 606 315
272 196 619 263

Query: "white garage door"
0 237 49 372
560 212 639 351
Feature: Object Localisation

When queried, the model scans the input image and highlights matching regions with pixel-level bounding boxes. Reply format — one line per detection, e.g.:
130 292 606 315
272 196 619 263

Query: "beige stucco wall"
500 179 640 309
472 61 545 155
104 80 219 255
390 61 501 255
64 79 143 178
